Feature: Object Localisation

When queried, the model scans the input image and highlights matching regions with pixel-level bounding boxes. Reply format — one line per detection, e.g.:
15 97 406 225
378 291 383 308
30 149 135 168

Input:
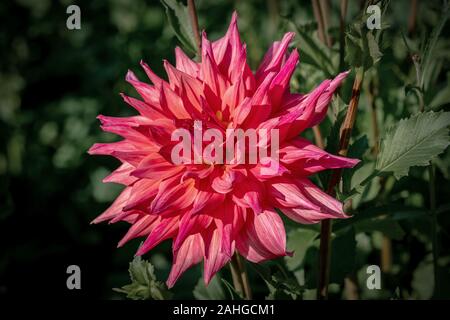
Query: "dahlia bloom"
89 12 359 288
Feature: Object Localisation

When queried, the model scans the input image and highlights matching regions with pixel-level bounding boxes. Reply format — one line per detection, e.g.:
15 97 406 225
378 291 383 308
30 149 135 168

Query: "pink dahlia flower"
89 12 359 288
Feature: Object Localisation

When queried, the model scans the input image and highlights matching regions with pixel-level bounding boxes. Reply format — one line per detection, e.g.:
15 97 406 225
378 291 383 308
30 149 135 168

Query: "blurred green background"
0 0 449 299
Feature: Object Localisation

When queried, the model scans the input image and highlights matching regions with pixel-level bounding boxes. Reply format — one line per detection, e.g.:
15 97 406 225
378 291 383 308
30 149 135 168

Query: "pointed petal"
297 178 348 218
118 214 160 247
267 177 320 210
306 71 350 128
120 93 167 119
232 174 264 215
131 153 185 180
123 178 160 211
150 177 197 214
91 187 131 224
269 48 299 110
203 226 231 285
125 70 161 107
167 233 204 288
140 60 164 88
255 32 295 85
236 209 288 263
280 138 360 175
173 210 213 251
136 215 180 256
103 162 138 186
175 47 200 77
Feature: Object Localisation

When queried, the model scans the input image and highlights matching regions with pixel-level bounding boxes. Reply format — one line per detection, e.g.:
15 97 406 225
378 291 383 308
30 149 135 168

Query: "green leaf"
193 275 226 300
412 260 434 299
114 256 172 300
429 73 450 110
329 227 356 284
366 32 382 65
342 135 369 195
220 279 244 300
250 262 302 300
160 0 198 57
333 204 427 233
420 2 450 89
285 229 318 271
345 23 383 70
289 22 335 77
355 218 405 240
304 227 356 287
376 111 450 179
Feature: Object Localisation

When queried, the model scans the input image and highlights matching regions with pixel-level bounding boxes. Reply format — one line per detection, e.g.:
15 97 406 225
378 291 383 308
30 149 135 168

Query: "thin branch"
313 126 325 149
408 0 418 36
230 253 245 297
230 253 252 299
317 68 365 300
312 0 327 45
320 0 333 47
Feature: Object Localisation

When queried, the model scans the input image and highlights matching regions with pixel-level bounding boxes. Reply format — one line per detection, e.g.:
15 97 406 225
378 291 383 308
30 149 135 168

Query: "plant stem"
408 0 418 36
312 0 332 47
320 0 332 47
312 0 326 45
313 126 325 149
186 1 253 299
230 253 252 299
317 67 365 300
187 0 202 57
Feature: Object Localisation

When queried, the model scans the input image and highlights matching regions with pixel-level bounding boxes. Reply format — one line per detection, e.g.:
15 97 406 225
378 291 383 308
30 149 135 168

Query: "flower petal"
236 209 289 263
167 233 204 288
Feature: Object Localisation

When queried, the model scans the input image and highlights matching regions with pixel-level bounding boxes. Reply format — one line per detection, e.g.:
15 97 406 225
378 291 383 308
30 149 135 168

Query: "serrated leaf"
193 275 226 300
345 23 383 70
376 111 450 179
114 256 172 300
289 22 335 77
161 0 198 57
366 32 382 65
345 27 364 68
